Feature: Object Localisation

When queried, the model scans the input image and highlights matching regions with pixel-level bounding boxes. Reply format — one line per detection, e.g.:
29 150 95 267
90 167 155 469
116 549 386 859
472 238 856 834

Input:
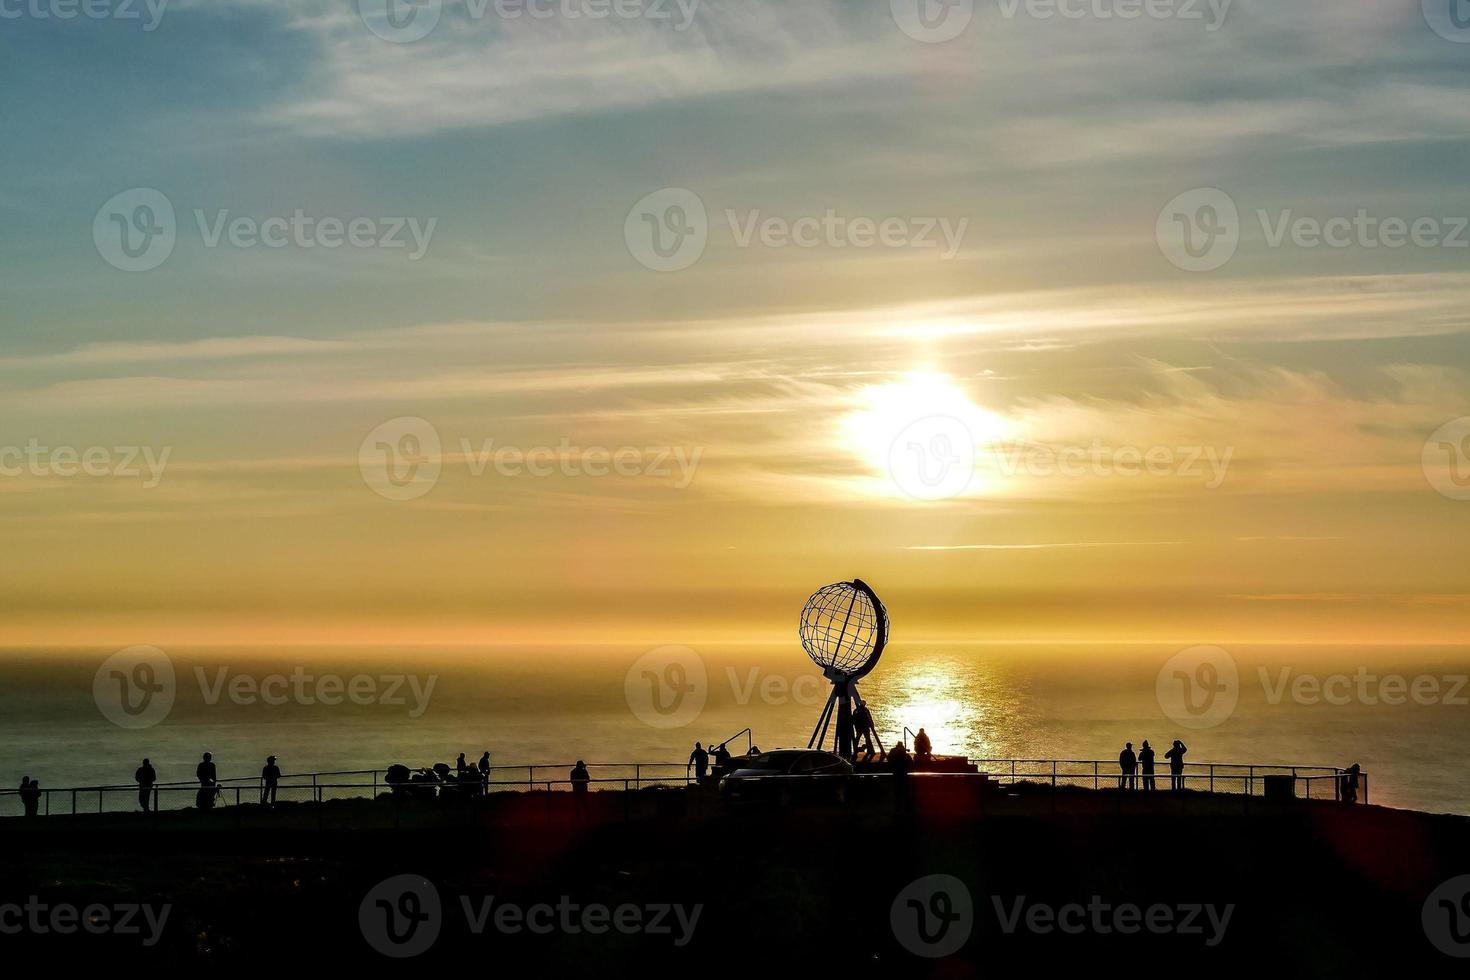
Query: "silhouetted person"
1341 763 1361 805
456 752 468 777
888 742 911 810
135 758 157 812
478 751 491 787
408 767 439 799
687 742 709 784
712 742 733 780
888 742 911 774
1164 739 1188 791
196 752 218 810
852 699 876 759
1138 740 1156 791
1119 742 1137 790
570 760 591 820
18 777 41 818
914 727 932 763
261 755 281 806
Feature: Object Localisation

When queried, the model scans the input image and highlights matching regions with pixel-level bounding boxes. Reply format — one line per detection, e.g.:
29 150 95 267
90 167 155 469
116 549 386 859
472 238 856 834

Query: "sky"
2 0 1469 648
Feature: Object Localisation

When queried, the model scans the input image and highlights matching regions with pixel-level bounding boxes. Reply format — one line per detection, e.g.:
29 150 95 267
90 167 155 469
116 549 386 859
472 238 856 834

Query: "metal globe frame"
800 578 889 760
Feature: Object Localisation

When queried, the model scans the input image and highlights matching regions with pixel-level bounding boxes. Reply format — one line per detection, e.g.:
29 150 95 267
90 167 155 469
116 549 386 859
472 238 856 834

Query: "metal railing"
969 759 1366 803
0 763 694 818
0 758 1368 818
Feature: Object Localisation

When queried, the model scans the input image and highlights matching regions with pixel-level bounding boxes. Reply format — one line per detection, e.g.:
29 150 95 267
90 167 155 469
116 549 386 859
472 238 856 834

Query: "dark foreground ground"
1 781 1466 975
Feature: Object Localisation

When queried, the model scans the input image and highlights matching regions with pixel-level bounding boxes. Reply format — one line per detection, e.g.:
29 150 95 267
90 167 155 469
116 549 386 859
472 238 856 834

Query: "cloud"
6 276 1469 446
217 0 1470 176
0 336 348 369
237 0 911 138
904 541 1186 550
1227 593 1470 605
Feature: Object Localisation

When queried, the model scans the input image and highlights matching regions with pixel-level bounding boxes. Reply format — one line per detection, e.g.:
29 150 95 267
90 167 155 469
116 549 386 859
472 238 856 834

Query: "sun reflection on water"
864 648 1039 760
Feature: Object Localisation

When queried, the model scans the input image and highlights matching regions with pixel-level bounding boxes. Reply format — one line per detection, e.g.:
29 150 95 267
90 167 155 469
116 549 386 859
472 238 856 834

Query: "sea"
0 643 1465 816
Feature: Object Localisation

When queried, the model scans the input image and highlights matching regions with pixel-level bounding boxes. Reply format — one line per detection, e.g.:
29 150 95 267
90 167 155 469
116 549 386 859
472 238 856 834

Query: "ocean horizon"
4 642 1466 816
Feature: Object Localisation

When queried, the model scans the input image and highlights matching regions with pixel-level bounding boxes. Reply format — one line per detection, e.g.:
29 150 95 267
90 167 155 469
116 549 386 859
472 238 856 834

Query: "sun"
842 372 1013 500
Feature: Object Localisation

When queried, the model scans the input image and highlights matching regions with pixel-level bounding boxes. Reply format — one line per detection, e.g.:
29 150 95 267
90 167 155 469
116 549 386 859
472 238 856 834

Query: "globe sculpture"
800 579 889 760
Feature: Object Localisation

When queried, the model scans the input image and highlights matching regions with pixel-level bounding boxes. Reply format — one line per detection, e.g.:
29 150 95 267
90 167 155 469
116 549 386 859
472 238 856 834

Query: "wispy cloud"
905 541 1186 551
0 336 348 369
1228 593 1470 605
240 0 910 138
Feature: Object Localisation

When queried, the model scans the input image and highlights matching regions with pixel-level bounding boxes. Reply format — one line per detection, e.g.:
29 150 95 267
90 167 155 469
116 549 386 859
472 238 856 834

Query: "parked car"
720 749 852 805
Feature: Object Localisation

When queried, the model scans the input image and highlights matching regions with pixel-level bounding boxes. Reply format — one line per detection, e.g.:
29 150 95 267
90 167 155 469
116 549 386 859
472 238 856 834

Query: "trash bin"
1263 774 1296 801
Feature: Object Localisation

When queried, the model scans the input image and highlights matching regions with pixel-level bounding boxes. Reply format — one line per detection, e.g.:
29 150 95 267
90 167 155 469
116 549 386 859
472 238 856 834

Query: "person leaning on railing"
570 761 591 821
18 777 41 818
1341 763 1361 805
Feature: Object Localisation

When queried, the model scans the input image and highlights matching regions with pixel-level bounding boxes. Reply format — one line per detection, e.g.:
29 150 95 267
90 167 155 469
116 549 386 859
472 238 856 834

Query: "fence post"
1209 765 1214 793
1093 761 1098 791
72 789 77 815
